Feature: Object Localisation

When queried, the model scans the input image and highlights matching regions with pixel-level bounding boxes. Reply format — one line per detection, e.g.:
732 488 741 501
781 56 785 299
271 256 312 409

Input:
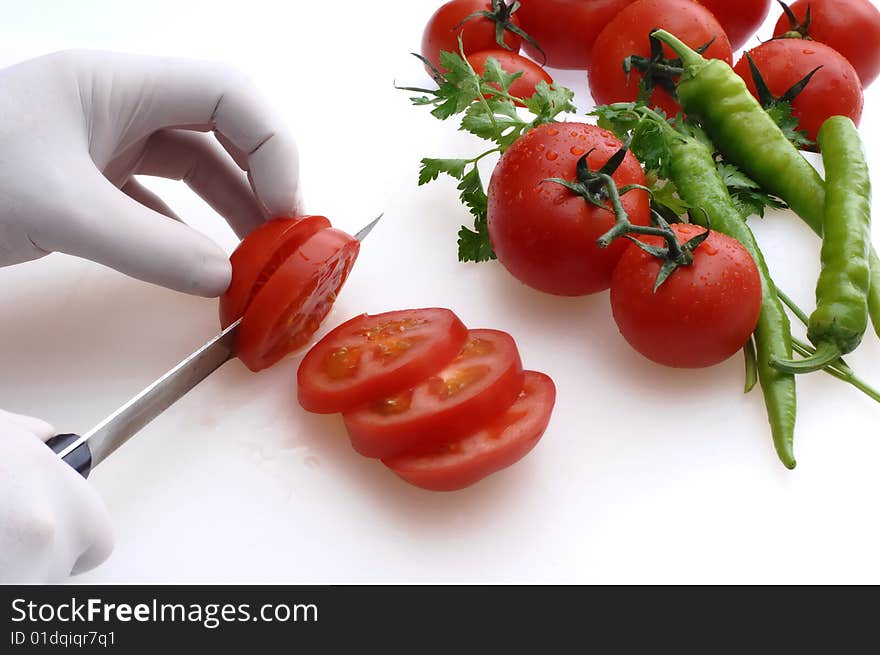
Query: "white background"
1 1 879 584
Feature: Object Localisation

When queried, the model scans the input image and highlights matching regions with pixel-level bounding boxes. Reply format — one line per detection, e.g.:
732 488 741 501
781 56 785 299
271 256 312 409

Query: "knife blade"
46 214 382 477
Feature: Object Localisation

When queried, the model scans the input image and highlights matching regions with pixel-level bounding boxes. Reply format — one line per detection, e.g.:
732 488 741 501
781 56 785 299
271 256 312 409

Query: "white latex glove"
0 409 113 583
0 50 302 297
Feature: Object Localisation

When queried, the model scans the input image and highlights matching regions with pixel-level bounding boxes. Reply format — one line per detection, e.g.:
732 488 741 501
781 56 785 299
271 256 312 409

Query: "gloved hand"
0 409 113 583
0 50 302 297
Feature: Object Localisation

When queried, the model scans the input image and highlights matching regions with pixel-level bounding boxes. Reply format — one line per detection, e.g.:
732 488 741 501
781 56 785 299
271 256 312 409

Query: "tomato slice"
383 371 555 491
297 308 470 414
236 228 360 372
219 215 331 328
343 329 525 459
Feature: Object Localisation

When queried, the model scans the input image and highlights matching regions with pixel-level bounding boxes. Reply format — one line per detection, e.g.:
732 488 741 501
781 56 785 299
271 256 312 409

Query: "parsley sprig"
400 48 575 262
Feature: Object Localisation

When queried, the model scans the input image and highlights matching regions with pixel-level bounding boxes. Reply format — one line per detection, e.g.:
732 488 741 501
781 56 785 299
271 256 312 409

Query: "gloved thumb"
36 164 231 297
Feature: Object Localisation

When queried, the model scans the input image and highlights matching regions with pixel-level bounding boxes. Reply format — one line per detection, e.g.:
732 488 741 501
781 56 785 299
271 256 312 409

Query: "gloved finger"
137 130 265 239
67 476 114 577
36 162 231 297
50 445 114 579
121 179 181 221
112 55 302 218
0 409 54 441
0 428 114 582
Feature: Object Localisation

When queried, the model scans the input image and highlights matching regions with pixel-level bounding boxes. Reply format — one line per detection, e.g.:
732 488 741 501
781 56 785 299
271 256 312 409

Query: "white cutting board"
1 1 879 584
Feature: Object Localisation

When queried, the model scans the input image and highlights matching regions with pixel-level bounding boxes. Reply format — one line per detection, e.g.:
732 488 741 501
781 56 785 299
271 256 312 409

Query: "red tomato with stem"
422 0 523 71
695 0 771 50
220 215 331 329
773 0 880 87
487 122 650 296
589 0 733 117
516 0 638 70
236 228 359 372
734 39 863 143
343 329 524 459
467 50 553 104
383 370 556 492
297 308 469 414
610 224 762 368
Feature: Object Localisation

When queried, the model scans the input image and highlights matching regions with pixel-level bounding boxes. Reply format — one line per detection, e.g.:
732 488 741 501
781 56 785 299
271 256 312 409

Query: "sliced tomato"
220 215 331 328
297 308 469 414
343 329 524 459
383 371 555 491
236 228 359 372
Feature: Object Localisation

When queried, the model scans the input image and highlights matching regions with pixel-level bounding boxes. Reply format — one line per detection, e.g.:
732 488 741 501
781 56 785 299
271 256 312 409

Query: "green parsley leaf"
457 167 487 221
458 222 496 262
672 117 713 151
766 101 813 150
418 158 469 185
480 56 522 93
523 81 576 124
460 101 523 145
591 102 642 138
717 162 760 190
629 119 672 178
591 103 671 176
456 166 495 262
729 188 787 220
649 177 689 217
717 162 787 219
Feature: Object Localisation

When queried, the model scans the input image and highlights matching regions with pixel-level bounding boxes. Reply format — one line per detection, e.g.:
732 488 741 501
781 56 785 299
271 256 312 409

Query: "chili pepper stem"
650 30 707 75
772 341 842 374
775 289 810 327
743 338 758 393
791 338 880 404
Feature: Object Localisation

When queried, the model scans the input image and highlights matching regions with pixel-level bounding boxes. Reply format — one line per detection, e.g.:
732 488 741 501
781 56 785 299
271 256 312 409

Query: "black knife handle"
45 433 92 478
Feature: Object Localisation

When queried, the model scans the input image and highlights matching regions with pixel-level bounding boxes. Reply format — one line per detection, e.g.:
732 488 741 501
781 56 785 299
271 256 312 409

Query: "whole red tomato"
589 0 733 117
422 0 523 70
773 0 880 87
696 0 772 50
734 39 863 143
487 122 650 296
516 0 637 70
610 224 762 368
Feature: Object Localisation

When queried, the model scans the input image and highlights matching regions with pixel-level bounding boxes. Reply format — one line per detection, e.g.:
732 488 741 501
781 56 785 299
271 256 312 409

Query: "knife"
45 214 382 478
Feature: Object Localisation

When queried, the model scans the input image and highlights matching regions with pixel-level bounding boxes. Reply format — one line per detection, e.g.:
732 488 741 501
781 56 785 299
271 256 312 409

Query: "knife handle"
45 433 92 478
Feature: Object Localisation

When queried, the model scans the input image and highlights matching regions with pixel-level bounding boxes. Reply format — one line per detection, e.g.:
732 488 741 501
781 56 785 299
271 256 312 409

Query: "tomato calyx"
454 0 547 64
742 52 821 149
744 53 823 109
543 140 648 214
545 140 709 291
623 32 717 105
624 213 712 291
774 0 814 40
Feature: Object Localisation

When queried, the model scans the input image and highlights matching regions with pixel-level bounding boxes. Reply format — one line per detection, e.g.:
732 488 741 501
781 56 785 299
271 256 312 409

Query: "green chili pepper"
623 107 797 468
772 117 872 373
651 29 880 340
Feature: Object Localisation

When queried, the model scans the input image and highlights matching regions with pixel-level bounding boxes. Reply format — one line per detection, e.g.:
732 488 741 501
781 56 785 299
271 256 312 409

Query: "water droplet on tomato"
546 151 558 161
547 128 559 136
570 146 585 156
